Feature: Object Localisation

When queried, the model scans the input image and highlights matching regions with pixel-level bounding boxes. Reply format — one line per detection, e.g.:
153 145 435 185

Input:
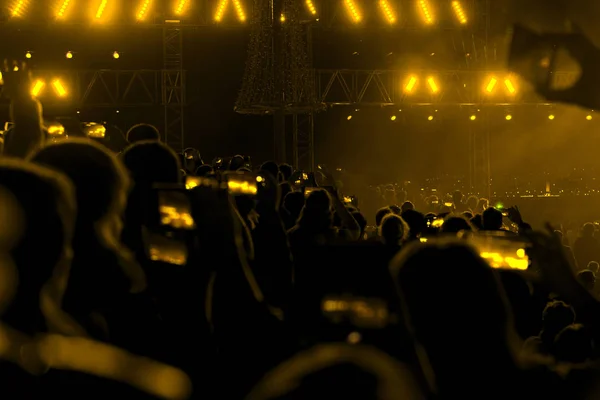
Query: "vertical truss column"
292 113 314 171
162 25 185 151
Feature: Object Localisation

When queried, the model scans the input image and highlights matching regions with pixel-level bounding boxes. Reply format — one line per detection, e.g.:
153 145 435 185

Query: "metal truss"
162 26 186 152
292 113 315 171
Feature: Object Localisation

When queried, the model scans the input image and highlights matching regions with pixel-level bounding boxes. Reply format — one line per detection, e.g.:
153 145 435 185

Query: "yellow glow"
390 115 397 121
516 248 526 258
227 180 257 195
47 124 65 135
57 0 71 17
280 14 285 22
470 115 476 121
305 0 317 15
11 0 25 17
418 0 434 25
113 51 120 59
548 114 555 120
95 0 108 19
159 206 195 229
587 115 593 121
347 115 353 120
136 0 152 20
214 0 227 21
480 252 528 271
25 51 32 59
31 80 45 97
427 77 439 93
405 76 417 93
344 0 362 23
185 176 201 190
232 0 246 22
84 123 106 138
485 77 497 93
66 51 73 59
428 115 434 121
379 0 397 24
52 79 67 97
175 0 187 15
504 78 516 94
505 114 512 121
451 1 467 24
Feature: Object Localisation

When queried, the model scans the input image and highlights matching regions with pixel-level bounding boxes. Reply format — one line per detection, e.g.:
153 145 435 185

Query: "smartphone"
322 295 389 329
444 202 453 207
461 231 530 270
223 171 258 196
157 189 195 230
142 229 188 266
343 195 354 204
431 218 444 228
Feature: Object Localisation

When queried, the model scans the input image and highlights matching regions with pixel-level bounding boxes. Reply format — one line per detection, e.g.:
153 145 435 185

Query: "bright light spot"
516 248 526 258
451 1 467 24
280 14 285 22
504 78 516 94
66 51 73 59
232 0 246 22
347 115 352 120
25 51 32 59
404 76 418 93
113 51 120 59
52 79 67 97
95 0 108 19
470 115 476 121
11 0 26 17
418 0 434 25
390 115 397 121
485 77 497 93
47 124 65 135
214 0 227 21
31 80 45 97
175 0 188 15
427 77 439 93
548 114 555 120
587 115 593 121
136 0 152 21
344 0 362 23
305 0 317 15
428 115 434 121
505 114 512 121
57 0 71 18
379 0 397 24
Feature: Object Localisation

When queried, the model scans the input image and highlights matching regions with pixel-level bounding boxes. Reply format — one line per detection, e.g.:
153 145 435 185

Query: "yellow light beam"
305 0 317 15
344 0 362 23
137 0 152 21
31 80 45 97
485 77 497 93
95 0 108 19
451 1 467 24
175 0 188 15
52 79 67 97
504 78 516 94
418 0 434 25
427 77 439 93
404 76 417 93
57 0 71 18
379 0 397 24
12 0 25 17
214 0 228 21
232 0 246 22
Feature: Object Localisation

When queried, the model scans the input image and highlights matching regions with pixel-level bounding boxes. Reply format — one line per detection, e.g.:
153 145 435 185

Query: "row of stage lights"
23 51 121 59
10 0 468 25
346 112 596 121
403 75 518 96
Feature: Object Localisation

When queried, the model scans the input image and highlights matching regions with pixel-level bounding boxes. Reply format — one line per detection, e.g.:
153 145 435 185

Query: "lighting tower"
235 0 322 168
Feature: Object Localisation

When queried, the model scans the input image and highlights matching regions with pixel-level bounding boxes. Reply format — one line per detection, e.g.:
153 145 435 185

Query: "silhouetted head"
440 216 474 234
400 201 414 212
228 155 246 171
375 207 392 227
352 211 367 238
470 214 483 230
121 140 182 186
553 324 594 363
126 123 160 143
280 182 292 205
466 195 478 212
379 214 409 246
400 209 426 240
462 211 473 220
283 191 305 220
452 191 463 205
195 164 214 177
260 161 280 182
541 300 575 335
476 198 489 213
389 205 401 215
279 164 293 181
587 261 599 273
482 207 503 231
297 189 333 231
582 223 595 238
577 269 596 292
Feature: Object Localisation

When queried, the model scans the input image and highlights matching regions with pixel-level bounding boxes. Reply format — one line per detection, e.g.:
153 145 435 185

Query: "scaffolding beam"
162 25 185 151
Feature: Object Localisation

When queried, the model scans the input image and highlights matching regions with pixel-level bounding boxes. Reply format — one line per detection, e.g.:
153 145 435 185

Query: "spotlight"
505 114 512 121
428 115 434 121
113 51 120 59
548 114 555 120
469 115 476 121
586 115 593 121
347 115 352 121
25 51 32 59
390 115 397 121
66 51 73 59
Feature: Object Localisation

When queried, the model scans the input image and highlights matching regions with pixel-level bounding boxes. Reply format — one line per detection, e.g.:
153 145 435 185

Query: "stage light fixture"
66 51 73 59
232 0 246 22
25 51 32 59
504 78 516 94
451 1 467 24
418 0 434 25
57 0 72 18
113 51 120 59
427 77 439 93
548 114 555 120
214 0 227 21
390 115 397 121
484 77 497 93
344 0 362 23
379 0 397 24
347 115 353 121
52 79 67 97
305 0 317 15
428 115 434 121
404 76 418 93
505 114 512 121
470 115 476 121
31 80 45 97
280 14 285 22
95 0 108 19
11 0 26 17
137 0 152 21
175 0 188 15
587 115 593 121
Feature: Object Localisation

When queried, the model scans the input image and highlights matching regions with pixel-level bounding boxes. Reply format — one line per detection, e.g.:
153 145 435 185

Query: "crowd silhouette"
2 62 600 400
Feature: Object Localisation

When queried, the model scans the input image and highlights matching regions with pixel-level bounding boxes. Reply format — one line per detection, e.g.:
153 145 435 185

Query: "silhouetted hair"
553 324 594 363
400 209 426 239
126 123 160 143
279 163 293 181
389 205 401 215
260 161 280 181
195 164 214 177
297 189 332 231
462 211 473 220
441 216 474 234
401 201 414 212
470 214 483 230
582 222 595 238
379 214 409 246
476 198 489 212
542 300 575 332
452 191 463 205
482 207 503 231
284 191 305 217
352 211 367 237
466 195 478 211
587 261 599 273
576 269 596 291
121 140 182 185
375 207 392 227
229 155 246 171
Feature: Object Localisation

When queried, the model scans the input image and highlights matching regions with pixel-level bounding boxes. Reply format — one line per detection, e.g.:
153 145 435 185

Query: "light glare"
344 0 362 23
95 0 108 19
485 77 497 93
504 78 516 94
11 0 26 17
66 51 73 59
470 115 476 121
52 79 67 97
379 0 397 24
137 0 152 21
418 0 434 25
113 51 120 59
31 80 45 97
404 76 417 93
25 51 32 59
548 114 555 120
451 1 467 24
57 0 71 18
232 0 246 22
505 114 512 121
390 115 397 121
175 0 188 15
427 77 439 93
587 115 593 121
305 0 317 15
